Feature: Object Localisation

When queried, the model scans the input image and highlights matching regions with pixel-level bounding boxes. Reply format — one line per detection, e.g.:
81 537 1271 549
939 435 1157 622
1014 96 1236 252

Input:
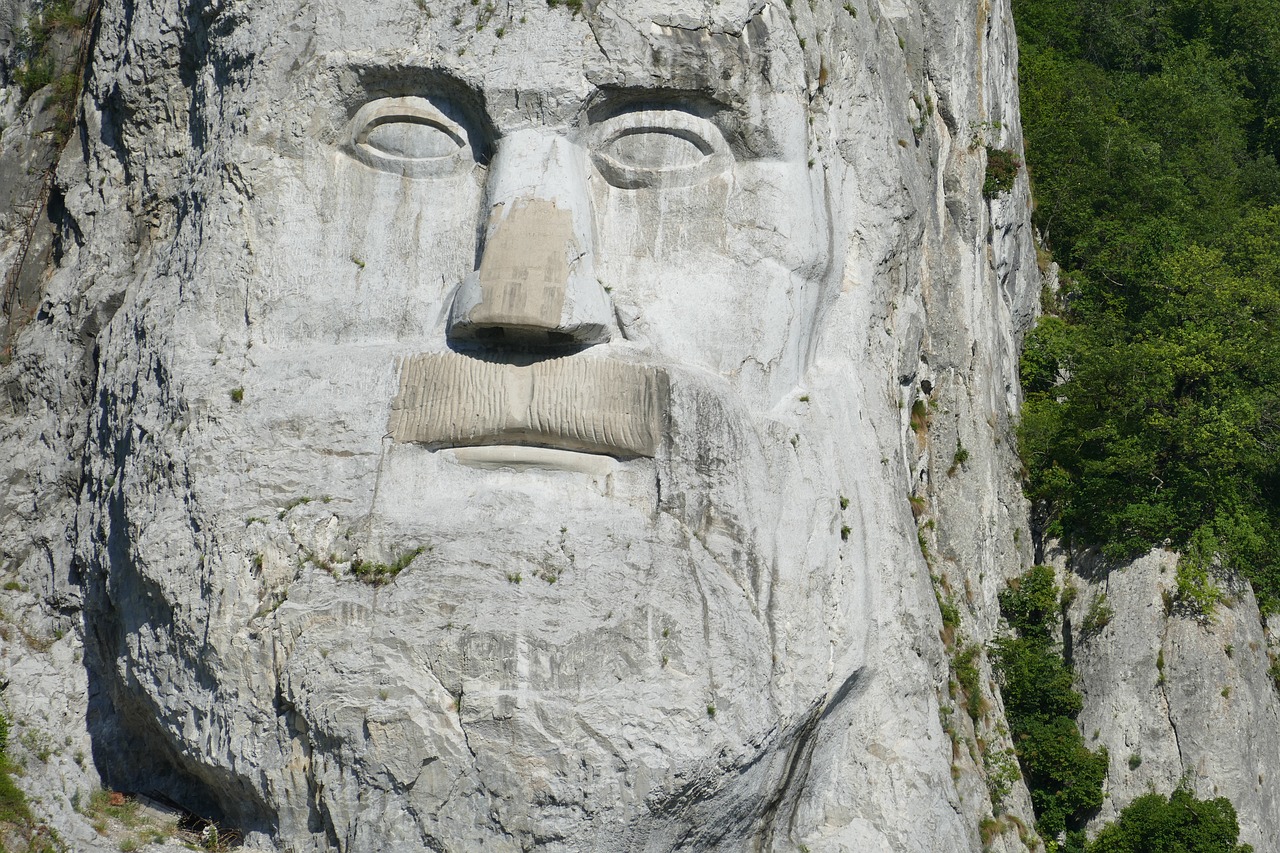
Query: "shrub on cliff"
0 711 36 838
992 567 1107 848
1086 786 1253 853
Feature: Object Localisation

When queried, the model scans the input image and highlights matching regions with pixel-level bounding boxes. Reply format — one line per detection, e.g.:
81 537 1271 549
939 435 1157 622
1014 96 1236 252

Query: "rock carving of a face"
85 1 869 848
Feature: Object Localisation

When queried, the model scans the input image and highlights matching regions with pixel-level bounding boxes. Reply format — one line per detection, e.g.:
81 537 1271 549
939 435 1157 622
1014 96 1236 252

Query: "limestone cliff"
1055 549 1280 851
0 1 1264 852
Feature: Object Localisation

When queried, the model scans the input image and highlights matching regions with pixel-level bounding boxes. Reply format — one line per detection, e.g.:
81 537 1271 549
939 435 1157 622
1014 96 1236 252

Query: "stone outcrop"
1058 549 1280 851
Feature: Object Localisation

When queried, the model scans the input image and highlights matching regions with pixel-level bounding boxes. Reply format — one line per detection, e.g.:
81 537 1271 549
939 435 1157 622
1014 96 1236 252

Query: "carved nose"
447 130 612 350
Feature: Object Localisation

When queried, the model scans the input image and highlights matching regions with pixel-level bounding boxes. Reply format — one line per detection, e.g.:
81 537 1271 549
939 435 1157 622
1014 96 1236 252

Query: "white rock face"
1063 549 1280 850
0 0 1049 850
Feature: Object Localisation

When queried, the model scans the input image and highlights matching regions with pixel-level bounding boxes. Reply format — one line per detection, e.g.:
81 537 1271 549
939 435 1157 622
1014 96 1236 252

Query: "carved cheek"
242 149 486 347
591 178 733 267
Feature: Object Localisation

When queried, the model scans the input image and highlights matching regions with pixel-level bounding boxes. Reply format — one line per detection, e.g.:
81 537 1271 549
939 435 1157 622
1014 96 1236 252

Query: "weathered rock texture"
1058 549 1280 851
1 0 1229 851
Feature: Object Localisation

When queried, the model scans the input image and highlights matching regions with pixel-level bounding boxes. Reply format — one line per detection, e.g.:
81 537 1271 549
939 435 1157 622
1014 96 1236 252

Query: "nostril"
448 323 602 354
544 331 576 348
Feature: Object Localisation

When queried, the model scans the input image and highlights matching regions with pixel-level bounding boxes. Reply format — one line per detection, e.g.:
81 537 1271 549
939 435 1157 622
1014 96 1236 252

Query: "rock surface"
1059 549 1280 851
2 0 1267 852
6 0 1032 850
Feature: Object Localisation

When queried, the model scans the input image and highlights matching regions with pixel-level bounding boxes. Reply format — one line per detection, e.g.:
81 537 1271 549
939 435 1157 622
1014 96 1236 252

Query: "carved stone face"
87 2 866 848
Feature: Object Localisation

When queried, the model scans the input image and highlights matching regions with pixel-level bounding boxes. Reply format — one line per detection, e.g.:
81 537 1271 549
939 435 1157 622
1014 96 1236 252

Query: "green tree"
1019 216 1280 607
1087 786 1253 852
1014 1 1280 611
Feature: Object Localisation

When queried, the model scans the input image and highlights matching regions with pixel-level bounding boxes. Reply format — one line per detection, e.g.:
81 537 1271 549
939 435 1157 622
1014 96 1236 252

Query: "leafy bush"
998 564 1060 641
954 643 984 721
1016 716 1108 840
1174 560 1225 617
1081 593 1114 635
991 633 1082 721
1172 527 1226 618
984 147 1022 197
1086 786 1253 852
992 568 1107 844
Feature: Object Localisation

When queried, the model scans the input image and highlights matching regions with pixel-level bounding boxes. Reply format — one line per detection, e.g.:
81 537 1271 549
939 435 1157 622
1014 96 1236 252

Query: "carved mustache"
388 352 668 458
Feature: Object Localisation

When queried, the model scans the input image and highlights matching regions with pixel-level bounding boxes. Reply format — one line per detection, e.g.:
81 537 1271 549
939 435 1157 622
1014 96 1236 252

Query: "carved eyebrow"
343 64 498 162
585 87 734 122
584 88 753 156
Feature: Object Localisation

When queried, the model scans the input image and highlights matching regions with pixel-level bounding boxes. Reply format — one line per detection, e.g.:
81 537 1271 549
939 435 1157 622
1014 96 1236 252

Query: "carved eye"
361 119 462 160
591 110 730 189
605 128 710 170
348 97 474 178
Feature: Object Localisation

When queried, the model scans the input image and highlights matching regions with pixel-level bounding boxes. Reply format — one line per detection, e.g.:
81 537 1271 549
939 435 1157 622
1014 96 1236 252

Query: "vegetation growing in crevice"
0 711 61 852
12 0 89 144
1170 527 1227 619
544 0 583 13
1080 591 1113 636
13 1 84 95
930 563 1010 806
983 147 1022 198
349 547 425 586
1267 655 1280 694
934 574 961 643
984 746 1022 808
909 398 930 433
953 643 984 723
991 566 1107 851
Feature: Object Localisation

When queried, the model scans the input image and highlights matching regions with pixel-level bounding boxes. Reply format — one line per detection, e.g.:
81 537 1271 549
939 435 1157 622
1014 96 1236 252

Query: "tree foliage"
1014 0 1280 610
1086 786 1253 852
992 568 1107 847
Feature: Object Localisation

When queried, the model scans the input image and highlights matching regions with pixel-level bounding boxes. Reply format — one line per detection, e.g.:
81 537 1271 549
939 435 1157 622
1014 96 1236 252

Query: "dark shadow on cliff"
600 669 866 851
79 486 277 842
77 367 278 843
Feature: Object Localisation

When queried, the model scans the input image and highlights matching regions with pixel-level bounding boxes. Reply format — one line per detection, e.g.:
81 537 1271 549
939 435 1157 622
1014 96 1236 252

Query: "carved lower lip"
388 352 668 458
447 445 621 475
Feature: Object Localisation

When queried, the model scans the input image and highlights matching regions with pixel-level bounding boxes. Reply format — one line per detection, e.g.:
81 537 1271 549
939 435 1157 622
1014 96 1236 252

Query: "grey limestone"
3 0 1237 851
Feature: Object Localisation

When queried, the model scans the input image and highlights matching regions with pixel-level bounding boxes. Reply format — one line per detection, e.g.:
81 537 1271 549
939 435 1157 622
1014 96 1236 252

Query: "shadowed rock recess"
9 0 1267 851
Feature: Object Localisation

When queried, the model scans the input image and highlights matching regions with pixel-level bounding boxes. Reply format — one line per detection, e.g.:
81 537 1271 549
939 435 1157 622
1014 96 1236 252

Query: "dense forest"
1014 0 1280 612
1005 0 1278 849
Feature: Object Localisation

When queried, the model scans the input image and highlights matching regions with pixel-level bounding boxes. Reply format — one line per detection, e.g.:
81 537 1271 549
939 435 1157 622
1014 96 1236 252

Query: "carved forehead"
222 0 800 106
206 0 807 157
591 0 764 31
586 3 791 102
